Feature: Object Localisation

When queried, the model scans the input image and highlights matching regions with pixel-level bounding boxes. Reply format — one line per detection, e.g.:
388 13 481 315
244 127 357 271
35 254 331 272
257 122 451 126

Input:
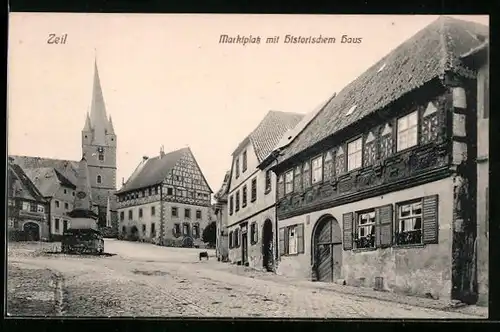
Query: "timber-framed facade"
270 17 488 304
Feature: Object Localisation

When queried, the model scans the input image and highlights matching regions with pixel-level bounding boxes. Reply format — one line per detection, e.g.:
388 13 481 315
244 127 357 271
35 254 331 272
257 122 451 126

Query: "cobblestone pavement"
6 240 484 318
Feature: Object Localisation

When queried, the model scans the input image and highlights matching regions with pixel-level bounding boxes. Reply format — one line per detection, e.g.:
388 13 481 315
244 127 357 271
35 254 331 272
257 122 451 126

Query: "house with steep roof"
226 110 304 269
7 158 50 241
267 16 488 304
8 59 119 236
214 170 231 261
115 146 213 248
461 38 489 305
24 167 77 240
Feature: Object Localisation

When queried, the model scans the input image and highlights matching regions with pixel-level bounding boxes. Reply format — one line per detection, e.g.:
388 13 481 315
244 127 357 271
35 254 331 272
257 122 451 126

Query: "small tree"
202 221 216 248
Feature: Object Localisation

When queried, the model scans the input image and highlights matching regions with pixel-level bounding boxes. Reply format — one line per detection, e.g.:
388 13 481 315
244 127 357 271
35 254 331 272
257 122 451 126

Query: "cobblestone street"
7 240 486 318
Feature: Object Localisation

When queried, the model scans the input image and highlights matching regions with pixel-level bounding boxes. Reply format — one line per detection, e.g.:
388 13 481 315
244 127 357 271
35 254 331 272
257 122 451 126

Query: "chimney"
143 156 149 161
122 177 125 185
159 145 165 159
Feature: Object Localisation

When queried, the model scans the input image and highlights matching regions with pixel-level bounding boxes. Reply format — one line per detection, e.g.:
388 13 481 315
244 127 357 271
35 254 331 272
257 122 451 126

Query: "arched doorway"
312 215 342 282
182 237 194 248
262 219 274 272
23 222 40 241
130 226 139 241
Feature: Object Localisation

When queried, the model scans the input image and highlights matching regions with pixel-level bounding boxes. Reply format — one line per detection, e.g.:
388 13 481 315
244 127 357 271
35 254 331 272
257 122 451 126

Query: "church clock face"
76 191 87 199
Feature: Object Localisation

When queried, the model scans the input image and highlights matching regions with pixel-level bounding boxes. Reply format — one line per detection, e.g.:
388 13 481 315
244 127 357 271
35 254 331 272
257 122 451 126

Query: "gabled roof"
9 155 79 185
233 110 304 163
24 167 76 198
8 163 48 202
278 16 488 164
116 147 189 194
214 170 231 201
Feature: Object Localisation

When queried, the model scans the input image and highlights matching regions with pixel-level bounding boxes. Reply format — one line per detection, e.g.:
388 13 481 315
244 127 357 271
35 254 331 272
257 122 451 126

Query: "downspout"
159 183 163 246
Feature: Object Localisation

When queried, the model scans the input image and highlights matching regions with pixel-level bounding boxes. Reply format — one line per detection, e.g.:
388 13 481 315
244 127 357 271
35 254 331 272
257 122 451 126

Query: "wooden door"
315 218 333 282
242 232 248 265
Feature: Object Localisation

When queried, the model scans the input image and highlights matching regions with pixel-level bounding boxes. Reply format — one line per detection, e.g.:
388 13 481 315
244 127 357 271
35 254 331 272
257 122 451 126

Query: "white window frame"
22 202 30 210
397 111 419 151
347 137 363 171
288 226 298 255
396 200 423 245
356 210 376 248
285 170 294 194
311 156 323 184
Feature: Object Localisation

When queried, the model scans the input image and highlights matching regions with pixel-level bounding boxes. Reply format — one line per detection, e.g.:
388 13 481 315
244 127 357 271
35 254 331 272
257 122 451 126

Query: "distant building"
7 159 50 241
269 17 488 304
226 110 304 269
461 39 489 305
115 146 213 248
214 170 230 261
24 167 77 240
9 59 118 236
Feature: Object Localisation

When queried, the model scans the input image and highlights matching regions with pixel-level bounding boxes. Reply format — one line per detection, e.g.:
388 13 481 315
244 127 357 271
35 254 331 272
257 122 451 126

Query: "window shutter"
255 224 259 245
342 212 354 250
279 227 286 256
376 204 393 248
422 195 439 244
297 223 304 254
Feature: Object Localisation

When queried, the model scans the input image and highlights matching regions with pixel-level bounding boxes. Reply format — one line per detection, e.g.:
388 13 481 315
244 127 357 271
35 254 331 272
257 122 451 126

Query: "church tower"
81 59 117 227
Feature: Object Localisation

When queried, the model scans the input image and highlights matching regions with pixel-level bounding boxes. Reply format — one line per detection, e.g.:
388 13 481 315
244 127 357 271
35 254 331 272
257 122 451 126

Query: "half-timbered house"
24 167 77 240
7 158 51 241
461 39 489 305
269 17 488 304
115 146 213 248
226 110 304 269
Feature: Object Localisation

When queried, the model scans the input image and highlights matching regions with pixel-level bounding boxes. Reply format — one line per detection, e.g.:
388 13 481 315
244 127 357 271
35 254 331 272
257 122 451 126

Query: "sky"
8 14 489 194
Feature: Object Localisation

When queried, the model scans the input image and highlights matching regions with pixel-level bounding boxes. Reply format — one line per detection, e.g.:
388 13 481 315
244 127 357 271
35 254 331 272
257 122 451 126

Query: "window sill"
250 199 256 203
352 247 377 253
282 252 302 257
393 243 425 250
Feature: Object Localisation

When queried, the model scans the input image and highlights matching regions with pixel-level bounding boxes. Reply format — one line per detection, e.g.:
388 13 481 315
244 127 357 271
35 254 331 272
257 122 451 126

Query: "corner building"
270 17 488 304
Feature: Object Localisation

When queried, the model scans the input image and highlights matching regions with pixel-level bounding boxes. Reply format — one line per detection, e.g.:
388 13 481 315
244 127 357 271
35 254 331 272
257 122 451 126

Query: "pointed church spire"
107 115 115 135
90 57 108 145
83 112 92 132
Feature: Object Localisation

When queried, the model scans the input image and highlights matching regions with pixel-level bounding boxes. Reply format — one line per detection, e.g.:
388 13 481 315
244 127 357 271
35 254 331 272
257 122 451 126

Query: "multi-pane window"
242 150 247 172
151 223 156 236
397 111 418 151
356 210 376 249
63 220 68 232
242 185 247 207
334 147 345 175
55 218 60 231
98 153 104 161
251 178 257 202
120 211 124 221
193 224 200 238
196 210 202 219
265 170 272 193
142 224 146 234
151 206 155 216
138 208 143 218
55 200 60 208
285 170 294 194
347 138 363 171
185 208 191 219
128 210 133 220
97 175 102 184
311 156 323 184
235 191 240 211
234 229 240 247
172 207 178 217
173 223 181 237
183 223 190 236
396 200 423 245
235 157 240 178
64 202 69 209
250 222 258 245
